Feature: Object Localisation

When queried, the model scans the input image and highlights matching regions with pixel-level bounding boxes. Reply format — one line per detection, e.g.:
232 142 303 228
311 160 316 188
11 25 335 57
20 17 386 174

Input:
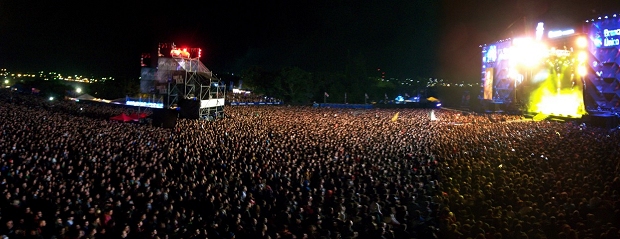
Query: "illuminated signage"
549 49 571 57
604 38 620 46
126 101 164 108
486 45 497 62
604 29 620 37
200 99 225 108
603 28 620 46
536 22 544 40
548 29 575 38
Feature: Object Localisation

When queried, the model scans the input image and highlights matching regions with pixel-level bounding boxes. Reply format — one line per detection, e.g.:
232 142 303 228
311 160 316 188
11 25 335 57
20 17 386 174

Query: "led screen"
484 68 494 100
584 17 620 111
481 41 512 102
139 67 156 94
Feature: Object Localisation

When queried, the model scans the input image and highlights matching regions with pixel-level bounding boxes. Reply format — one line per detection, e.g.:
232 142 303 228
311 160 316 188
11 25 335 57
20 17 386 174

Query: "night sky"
1 1 619 82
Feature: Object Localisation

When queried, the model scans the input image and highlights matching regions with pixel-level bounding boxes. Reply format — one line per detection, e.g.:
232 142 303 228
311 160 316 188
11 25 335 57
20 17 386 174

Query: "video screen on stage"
481 41 511 101
139 67 156 94
483 68 493 100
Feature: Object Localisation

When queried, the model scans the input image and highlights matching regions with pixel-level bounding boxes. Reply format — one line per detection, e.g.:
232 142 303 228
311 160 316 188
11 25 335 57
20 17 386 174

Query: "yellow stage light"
577 65 587 76
576 36 588 48
530 85 586 118
578 51 587 62
527 51 587 118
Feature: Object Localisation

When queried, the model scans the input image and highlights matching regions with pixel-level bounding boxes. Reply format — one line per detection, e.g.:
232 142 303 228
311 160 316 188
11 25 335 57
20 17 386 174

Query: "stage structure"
481 15 620 117
584 16 620 112
140 43 225 120
481 40 513 103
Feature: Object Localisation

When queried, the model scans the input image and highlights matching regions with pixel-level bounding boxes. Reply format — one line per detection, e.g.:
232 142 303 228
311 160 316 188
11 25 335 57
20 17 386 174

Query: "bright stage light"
536 22 545 40
535 89 584 117
526 51 586 118
577 65 587 76
532 69 550 83
576 36 588 48
548 29 575 38
76 87 82 93
511 38 547 67
578 51 587 62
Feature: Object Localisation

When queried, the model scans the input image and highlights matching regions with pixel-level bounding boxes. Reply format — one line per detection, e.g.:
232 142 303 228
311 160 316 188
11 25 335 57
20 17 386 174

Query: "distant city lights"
0 69 114 83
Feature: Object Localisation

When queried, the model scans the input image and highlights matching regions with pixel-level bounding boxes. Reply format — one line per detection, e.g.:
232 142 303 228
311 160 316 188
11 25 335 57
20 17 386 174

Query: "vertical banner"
391 112 399 122
484 68 494 100
140 67 156 94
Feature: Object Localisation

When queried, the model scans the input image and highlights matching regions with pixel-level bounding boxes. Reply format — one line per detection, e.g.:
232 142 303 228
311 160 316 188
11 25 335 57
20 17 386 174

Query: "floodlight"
577 65 587 76
576 36 588 48
577 52 587 62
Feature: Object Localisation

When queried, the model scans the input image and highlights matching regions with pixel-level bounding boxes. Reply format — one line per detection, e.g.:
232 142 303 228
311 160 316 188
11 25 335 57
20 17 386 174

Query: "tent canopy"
427 97 440 102
110 113 134 122
77 94 96 101
129 112 148 119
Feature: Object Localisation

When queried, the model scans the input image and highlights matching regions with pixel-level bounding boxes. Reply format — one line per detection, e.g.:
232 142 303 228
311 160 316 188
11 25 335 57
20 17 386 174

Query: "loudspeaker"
152 109 178 129
178 99 200 119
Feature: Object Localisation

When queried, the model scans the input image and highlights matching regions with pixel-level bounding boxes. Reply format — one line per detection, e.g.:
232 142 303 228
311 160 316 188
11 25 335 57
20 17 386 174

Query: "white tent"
77 94 96 101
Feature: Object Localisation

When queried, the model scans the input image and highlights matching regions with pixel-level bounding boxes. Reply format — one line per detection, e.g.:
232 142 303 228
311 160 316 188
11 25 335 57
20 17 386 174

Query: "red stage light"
170 49 190 58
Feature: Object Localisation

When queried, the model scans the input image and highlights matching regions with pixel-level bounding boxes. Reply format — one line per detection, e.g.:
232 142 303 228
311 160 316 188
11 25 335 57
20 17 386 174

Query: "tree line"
239 54 434 105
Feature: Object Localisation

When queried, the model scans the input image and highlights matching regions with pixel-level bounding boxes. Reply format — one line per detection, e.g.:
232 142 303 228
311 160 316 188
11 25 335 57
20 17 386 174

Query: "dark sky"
1 1 619 82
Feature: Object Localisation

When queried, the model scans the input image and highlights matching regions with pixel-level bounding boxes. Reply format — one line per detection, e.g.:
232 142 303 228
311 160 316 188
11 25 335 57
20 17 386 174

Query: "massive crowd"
226 92 281 104
0 91 619 239
4 90 151 119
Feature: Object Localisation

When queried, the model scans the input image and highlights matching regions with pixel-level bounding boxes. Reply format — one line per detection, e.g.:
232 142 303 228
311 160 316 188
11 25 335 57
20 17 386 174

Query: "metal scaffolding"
156 56 225 120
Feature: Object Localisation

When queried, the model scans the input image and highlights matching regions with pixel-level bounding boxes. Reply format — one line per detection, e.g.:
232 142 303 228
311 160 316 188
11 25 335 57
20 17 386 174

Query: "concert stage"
480 16 620 122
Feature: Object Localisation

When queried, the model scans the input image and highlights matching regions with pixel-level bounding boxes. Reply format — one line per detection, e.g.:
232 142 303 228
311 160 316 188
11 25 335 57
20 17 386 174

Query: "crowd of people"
226 92 281 104
2 90 151 119
0 91 619 239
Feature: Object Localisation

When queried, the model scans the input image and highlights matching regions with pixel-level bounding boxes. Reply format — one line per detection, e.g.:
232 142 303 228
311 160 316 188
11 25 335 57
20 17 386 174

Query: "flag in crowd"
324 92 330 97
391 112 400 122
365 93 369 99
